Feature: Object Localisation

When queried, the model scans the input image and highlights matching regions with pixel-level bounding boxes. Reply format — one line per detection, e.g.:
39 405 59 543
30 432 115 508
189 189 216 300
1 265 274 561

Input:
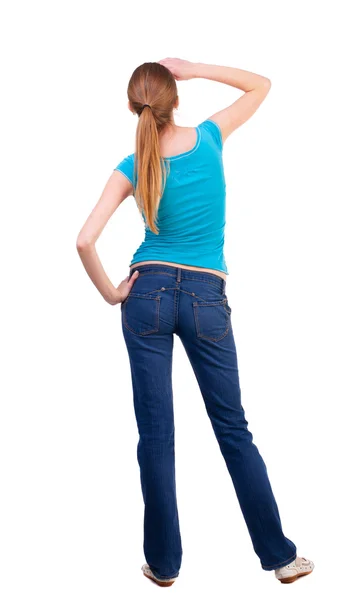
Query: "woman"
76 58 314 586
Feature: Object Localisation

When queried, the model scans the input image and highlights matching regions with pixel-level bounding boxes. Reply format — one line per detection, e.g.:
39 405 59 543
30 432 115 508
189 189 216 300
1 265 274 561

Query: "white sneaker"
275 556 315 583
141 563 177 587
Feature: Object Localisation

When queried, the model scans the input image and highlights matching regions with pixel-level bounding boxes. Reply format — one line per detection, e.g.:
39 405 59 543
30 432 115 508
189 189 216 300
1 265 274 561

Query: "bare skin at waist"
130 260 227 281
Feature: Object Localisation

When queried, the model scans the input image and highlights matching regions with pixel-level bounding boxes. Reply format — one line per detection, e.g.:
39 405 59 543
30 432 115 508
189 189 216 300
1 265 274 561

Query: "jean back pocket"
122 293 160 336
193 298 231 342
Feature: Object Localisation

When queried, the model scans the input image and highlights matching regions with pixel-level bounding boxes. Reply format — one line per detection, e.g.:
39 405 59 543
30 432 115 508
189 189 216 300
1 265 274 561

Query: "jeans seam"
180 289 221 302
241 452 295 571
193 299 227 307
174 287 179 330
128 291 160 298
135 271 176 278
150 569 179 580
131 270 223 290
182 276 222 290
241 449 269 560
261 551 297 570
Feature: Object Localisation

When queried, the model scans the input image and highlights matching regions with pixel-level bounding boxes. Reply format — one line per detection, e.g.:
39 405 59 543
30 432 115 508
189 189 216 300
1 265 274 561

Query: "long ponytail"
134 106 168 234
127 62 178 234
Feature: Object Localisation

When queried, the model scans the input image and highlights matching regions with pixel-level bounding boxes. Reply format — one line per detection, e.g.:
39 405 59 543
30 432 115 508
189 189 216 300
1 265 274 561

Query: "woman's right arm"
159 58 271 144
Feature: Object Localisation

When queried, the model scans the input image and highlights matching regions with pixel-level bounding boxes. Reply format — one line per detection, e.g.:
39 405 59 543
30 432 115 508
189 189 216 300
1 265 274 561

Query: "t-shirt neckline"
163 126 201 162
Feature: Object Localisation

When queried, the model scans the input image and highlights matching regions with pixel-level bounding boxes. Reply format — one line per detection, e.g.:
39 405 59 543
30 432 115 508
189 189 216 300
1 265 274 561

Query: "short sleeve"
113 153 135 187
198 119 223 151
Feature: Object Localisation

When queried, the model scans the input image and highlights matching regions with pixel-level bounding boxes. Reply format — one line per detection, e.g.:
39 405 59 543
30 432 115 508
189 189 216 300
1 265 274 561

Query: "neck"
159 116 177 138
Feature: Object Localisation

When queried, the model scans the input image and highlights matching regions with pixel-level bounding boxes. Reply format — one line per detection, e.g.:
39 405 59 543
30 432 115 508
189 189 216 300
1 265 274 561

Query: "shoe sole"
278 570 313 584
143 572 176 587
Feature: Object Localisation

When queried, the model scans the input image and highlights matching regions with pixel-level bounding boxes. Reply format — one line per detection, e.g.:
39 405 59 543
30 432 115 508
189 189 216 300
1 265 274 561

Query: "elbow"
76 235 93 252
256 78 271 98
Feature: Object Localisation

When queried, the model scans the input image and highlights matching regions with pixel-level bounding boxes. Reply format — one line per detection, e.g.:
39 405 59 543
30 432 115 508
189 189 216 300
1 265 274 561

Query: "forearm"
76 243 121 305
194 62 270 92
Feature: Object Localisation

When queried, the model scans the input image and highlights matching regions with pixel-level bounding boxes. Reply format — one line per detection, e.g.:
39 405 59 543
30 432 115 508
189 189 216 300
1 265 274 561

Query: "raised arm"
158 58 271 144
194 62 271 143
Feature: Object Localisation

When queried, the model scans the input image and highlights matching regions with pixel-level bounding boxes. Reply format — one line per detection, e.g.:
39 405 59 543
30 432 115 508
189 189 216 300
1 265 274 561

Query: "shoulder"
113 153 136 186
197 119 223 151
114 152 135 169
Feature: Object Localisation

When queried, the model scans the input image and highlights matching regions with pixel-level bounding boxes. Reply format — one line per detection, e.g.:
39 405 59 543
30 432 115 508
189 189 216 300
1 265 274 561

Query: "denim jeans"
120 264 297 579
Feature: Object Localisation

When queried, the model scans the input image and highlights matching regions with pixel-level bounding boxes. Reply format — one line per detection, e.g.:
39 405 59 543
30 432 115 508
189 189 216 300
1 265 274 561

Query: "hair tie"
140 103 151 114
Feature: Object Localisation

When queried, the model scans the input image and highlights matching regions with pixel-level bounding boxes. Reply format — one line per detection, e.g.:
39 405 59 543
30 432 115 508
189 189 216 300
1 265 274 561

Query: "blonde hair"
127 62 178 234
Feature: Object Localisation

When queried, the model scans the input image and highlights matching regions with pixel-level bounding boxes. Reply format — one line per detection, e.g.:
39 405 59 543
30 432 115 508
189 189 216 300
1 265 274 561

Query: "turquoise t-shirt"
114 119 228 275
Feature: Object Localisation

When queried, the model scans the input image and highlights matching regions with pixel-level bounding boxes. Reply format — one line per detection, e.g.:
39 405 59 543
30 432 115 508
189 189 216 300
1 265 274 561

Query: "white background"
1 1 348 598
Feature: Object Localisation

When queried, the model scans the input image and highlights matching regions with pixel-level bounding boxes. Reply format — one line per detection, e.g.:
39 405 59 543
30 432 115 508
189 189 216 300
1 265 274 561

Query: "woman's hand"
109 270 139 305
158 58 198 81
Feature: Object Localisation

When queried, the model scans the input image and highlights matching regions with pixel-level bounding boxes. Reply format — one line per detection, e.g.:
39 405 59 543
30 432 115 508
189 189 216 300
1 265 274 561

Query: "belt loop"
222 278 226 295
176 268 181 282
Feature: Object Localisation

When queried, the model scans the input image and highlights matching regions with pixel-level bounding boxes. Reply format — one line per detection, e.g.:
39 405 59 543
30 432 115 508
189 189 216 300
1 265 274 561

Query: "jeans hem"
151 571 180 580
261 551 297 571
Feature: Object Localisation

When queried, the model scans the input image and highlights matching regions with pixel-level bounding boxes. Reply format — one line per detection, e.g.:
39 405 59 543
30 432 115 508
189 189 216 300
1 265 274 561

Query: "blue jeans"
121 264 297 579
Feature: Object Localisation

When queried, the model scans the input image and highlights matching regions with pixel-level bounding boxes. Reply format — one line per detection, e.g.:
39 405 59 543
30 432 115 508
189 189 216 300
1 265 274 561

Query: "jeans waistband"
129 263 226 293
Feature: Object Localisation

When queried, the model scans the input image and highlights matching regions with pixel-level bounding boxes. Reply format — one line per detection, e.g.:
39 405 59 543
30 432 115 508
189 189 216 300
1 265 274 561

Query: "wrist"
106 288 122 305
193 62 204 78
193 62 212 79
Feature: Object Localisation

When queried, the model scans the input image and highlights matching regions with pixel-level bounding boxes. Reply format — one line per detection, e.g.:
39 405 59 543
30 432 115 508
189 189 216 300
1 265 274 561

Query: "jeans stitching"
224 304 232 316
240 450 294 571
193 299 227 307
135 271 177 278
240 450 270 562
182 288 225 302
150 569 180 580
139 288 225 303
132 271 223 291
261 551 297 570
181 276 222 290
128 291 160 298
174 286 179 329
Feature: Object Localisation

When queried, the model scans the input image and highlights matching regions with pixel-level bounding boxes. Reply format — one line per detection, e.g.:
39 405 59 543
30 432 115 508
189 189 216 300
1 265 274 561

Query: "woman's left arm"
76 170 139 305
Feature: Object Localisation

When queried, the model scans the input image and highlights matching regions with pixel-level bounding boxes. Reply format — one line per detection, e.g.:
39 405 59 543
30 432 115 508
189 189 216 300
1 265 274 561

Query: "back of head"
127 62 178 234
